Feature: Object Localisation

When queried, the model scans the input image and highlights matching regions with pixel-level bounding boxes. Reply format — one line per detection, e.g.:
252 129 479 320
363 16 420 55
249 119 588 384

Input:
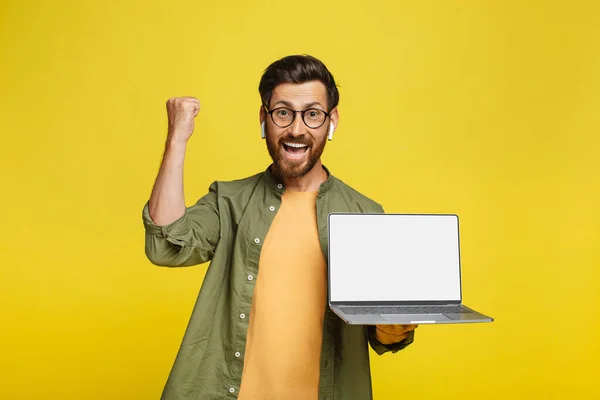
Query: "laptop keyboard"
341 305 471 315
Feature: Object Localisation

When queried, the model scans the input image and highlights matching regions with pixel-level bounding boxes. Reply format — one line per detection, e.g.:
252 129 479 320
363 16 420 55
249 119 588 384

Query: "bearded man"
143 54 417 400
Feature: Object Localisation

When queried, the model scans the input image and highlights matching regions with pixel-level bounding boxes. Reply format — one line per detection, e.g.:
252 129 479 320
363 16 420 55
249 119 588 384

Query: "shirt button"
235 351 241 358
269 206 275 211
247 275 253 281
277 184 283 189
229 387 235 393
254 238 260 244
240 313 246 319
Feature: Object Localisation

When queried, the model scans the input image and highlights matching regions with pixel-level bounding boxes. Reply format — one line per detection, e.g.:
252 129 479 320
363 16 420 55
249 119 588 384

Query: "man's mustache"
279 136 312 146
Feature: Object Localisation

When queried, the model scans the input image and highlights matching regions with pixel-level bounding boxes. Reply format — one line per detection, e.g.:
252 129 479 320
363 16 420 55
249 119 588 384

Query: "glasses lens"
303 109 326 128
272 108 294 127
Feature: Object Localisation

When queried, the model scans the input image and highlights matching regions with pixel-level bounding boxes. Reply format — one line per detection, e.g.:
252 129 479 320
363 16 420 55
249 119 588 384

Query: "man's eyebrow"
303 101 326 109
271 100 326 110
271 100 294 108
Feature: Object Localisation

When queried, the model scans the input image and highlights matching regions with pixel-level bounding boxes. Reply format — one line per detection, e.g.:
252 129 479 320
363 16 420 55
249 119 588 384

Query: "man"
142 55 417 400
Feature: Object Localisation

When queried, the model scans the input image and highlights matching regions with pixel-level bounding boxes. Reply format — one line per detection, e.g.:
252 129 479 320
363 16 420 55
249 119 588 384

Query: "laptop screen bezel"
327 212 464 306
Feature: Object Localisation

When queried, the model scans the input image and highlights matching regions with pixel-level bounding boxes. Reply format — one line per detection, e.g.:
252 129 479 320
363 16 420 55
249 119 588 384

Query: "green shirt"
142 165 415 400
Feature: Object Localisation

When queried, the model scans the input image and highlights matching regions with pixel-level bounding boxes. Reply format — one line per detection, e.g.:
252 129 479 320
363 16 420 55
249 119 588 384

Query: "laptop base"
331 304 494 325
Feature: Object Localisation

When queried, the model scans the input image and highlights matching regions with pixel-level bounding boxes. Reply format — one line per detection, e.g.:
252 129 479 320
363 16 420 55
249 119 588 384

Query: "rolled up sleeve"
142 182 220 267
367 325 415 355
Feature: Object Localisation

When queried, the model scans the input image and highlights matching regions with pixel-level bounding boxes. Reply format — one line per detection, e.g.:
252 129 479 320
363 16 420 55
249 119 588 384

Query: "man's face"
262 81 337 180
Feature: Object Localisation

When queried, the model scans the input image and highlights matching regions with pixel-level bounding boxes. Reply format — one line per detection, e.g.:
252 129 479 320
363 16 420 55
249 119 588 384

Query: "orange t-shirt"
238 190 327 400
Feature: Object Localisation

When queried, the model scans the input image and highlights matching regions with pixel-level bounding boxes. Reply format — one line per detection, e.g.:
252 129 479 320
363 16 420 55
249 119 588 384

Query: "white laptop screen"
328 214 462 302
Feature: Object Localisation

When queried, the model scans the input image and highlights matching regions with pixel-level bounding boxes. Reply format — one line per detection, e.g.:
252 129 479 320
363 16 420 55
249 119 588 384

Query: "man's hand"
374 324 418 345
166 96 201 144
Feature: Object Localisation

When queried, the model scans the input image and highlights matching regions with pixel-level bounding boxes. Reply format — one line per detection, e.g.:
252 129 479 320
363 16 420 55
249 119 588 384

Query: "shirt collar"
264 164 335 195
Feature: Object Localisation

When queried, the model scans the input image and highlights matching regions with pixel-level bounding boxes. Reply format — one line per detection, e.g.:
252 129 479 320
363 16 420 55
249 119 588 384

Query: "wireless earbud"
261 121 266 139
328 122 335 141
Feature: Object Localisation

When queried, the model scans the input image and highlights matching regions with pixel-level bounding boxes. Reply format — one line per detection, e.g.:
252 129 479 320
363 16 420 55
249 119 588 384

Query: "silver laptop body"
327 213 493 325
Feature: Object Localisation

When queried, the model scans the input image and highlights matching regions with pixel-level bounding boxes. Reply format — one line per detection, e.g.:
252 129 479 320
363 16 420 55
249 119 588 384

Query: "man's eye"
306 110 322 119
276 109 290 117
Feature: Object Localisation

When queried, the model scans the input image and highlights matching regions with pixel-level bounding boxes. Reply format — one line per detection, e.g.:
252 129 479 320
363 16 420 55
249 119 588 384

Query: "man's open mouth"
283 142 309 158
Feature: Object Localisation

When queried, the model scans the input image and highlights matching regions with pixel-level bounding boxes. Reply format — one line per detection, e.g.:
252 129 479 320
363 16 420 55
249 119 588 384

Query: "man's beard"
266 130 327 180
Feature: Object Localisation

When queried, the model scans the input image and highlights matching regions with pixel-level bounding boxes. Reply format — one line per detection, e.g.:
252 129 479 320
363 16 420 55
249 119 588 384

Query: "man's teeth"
284 142 308 148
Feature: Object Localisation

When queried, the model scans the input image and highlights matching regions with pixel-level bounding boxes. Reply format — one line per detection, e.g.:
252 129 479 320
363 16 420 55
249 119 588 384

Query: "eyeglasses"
263 105 331 129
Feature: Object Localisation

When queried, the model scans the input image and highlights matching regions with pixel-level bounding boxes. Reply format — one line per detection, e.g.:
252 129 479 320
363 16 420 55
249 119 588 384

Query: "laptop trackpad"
381 314 452 323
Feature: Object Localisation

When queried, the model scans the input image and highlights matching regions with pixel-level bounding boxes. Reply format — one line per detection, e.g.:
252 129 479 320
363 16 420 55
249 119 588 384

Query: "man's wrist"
166 136 188 150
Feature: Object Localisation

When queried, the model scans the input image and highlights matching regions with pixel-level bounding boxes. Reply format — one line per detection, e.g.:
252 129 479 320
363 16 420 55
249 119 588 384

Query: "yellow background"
1 0 599 399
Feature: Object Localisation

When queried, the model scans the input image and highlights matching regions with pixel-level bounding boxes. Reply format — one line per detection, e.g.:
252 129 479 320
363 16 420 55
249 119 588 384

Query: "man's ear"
329 107 339 132
259 106 266 139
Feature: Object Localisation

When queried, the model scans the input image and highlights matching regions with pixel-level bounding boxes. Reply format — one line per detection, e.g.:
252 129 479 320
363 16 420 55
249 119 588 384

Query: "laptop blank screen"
328 214 462 302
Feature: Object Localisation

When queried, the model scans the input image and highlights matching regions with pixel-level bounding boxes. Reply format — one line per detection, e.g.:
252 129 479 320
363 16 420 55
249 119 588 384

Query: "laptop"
327 213 493 325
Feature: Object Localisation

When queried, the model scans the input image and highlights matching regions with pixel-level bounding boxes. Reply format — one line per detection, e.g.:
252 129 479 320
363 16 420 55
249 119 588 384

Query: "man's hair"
259 54 339 111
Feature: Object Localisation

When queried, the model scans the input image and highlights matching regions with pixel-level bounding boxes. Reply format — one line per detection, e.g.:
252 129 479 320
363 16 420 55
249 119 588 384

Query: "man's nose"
288 112 305 136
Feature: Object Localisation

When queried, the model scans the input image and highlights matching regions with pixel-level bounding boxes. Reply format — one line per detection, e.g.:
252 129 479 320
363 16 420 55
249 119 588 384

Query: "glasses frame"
263 105 331 129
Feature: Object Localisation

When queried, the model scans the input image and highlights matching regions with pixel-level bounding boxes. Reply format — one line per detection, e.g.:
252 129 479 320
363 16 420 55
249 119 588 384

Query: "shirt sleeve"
142 182 220 267
367 325 415 355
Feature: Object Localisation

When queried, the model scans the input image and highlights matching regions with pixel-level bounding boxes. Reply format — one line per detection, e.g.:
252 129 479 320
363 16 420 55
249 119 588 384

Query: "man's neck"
279 160 328 192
